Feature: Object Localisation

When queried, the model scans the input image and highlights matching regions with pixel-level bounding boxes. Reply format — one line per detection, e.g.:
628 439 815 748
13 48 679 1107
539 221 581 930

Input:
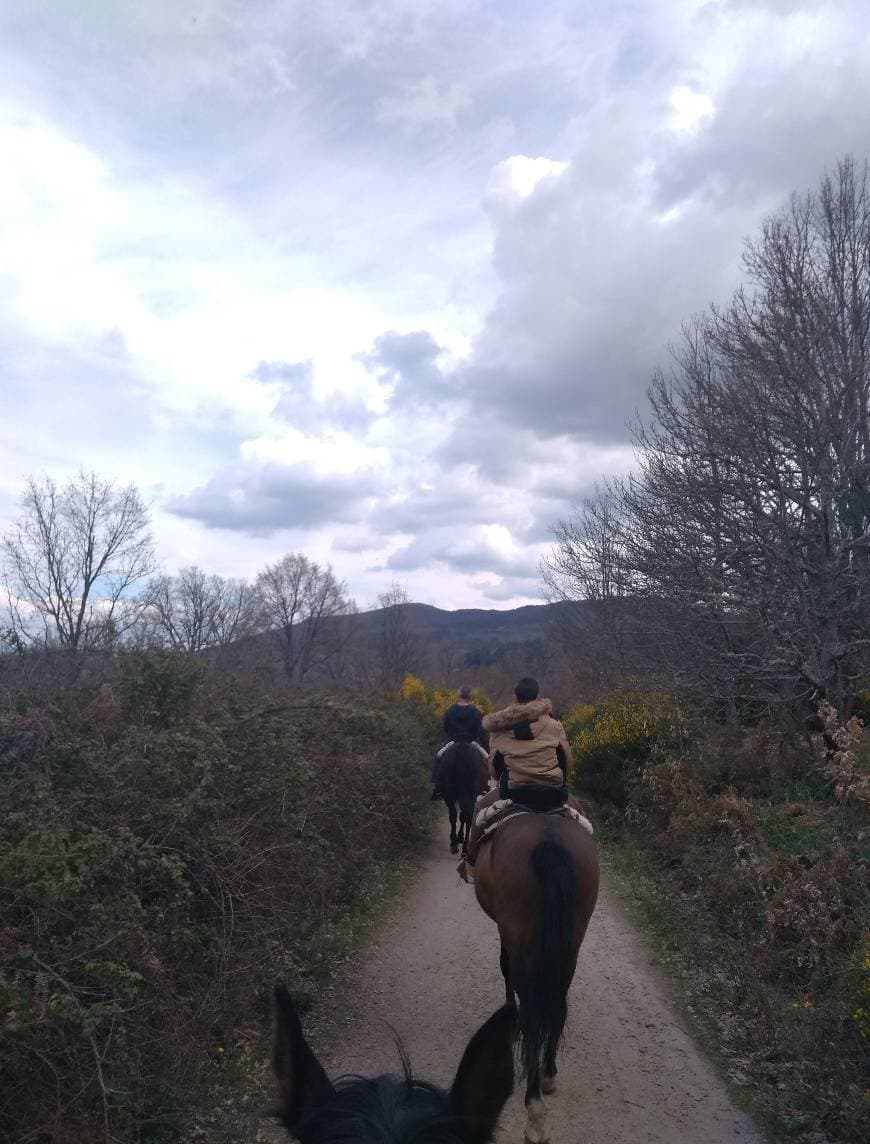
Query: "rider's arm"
558 728 574 783
473 708 489 751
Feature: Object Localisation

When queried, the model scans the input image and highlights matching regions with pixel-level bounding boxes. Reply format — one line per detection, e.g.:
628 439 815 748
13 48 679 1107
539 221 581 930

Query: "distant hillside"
216 598 593 680
358 600 589 662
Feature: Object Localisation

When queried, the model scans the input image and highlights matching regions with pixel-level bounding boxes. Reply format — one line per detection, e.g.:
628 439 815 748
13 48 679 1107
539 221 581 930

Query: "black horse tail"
513 837 576 1079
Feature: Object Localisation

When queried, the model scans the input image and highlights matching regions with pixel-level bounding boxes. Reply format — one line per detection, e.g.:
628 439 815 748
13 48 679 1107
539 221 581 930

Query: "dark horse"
437 741 489 855
272 985 515 1143
474 809 599 1144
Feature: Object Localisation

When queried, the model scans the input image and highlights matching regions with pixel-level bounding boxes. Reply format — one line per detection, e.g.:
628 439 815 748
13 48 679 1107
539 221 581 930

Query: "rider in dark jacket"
442 687 489 747
431 686 489 797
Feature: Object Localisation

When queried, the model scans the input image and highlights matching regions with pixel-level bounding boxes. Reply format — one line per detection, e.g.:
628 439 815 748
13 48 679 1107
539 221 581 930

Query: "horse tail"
513 836 576 1079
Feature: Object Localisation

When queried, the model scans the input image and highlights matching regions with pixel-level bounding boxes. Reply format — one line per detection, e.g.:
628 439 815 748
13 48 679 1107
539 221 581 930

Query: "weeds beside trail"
567 695 869 1144
0 652 436 1143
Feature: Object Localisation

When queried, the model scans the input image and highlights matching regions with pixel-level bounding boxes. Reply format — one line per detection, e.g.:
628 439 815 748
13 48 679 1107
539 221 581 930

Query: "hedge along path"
211 833 764 1144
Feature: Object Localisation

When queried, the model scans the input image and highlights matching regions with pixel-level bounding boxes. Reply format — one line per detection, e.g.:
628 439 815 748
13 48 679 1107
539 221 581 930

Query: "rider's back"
483 698 570 787
443 701 484 743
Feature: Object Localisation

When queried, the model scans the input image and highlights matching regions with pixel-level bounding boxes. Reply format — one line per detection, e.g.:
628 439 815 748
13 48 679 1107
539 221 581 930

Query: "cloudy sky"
1 1 868 609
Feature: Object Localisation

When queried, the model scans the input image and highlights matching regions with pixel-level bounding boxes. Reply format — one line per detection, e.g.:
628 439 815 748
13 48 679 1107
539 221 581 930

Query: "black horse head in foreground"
273 986 515 1144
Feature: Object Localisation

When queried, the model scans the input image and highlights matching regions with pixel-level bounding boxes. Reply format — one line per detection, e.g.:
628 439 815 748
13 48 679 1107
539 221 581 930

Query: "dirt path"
205 833 764 1144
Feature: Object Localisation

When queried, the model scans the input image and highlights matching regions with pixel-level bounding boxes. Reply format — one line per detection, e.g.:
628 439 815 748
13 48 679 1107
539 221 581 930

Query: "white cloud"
485 155 571 213
667 85 715 134
378 76 470 133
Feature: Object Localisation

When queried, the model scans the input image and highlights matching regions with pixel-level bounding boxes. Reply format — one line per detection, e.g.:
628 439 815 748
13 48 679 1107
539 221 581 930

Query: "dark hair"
514 677 539 704
458 685 472 699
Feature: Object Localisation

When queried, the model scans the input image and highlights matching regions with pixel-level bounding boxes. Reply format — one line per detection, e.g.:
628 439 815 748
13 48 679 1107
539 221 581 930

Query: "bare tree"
548 157 870 721
543 487 637 692
255 553 352 680
373 583 423 688
2 471 155 650
429 636 463 682
142 566 260 652
318 602 366 682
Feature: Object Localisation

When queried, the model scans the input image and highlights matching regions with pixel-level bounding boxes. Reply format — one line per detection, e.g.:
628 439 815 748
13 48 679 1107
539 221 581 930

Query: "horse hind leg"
447 802 459 853
459 809 470 854
524 1071 549 1144
541 1041 558 1094
499 943 514 1005
459 797 475 854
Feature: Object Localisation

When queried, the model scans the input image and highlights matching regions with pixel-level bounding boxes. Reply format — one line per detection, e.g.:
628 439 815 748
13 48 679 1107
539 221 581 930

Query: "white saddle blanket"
437 739 489 759
476 798 593 836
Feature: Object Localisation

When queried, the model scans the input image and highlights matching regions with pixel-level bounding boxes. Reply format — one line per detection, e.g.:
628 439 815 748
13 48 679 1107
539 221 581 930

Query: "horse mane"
295 1073 464 1144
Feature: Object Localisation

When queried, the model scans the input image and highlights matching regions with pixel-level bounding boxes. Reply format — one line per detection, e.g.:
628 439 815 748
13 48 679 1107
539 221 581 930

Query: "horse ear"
450 1004 515 1144
273 985 335 1131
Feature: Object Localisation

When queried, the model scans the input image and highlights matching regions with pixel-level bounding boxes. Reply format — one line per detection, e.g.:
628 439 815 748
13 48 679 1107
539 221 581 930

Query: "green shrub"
0 653 434 1143
611 718 869 1143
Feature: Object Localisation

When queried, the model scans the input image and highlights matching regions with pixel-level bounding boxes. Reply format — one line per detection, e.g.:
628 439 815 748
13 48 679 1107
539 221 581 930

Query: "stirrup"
457 858 475 883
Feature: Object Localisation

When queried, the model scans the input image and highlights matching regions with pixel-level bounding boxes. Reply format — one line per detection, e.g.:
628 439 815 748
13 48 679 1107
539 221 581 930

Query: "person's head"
513 677 539 705
458 685 473 701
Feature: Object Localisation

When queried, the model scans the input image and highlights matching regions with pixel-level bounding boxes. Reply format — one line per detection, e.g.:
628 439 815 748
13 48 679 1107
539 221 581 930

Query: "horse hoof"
524 1096 549 1144
541 1075 556 1095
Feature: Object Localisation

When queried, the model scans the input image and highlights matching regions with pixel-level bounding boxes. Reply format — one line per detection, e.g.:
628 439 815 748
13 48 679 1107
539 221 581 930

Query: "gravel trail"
204 833 765 1144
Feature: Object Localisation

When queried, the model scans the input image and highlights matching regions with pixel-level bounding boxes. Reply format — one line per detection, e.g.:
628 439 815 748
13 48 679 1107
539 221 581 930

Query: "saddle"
476 794 594 843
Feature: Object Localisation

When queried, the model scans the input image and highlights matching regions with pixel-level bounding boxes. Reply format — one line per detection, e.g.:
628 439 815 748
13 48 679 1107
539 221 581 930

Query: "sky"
1 0 869 610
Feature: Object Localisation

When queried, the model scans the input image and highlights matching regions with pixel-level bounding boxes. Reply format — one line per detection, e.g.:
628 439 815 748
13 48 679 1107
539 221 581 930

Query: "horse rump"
439 740 488 801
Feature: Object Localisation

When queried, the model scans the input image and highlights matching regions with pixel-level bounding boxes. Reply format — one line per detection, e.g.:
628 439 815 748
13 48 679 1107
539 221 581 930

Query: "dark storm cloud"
252 358 373 431
358 329 454 409
453 7 870 457
455 172 745 449
168 461 381 535
478 577 543 603
251 360 312 386
652 39 870 213
368 475 585 548
386 533 540 579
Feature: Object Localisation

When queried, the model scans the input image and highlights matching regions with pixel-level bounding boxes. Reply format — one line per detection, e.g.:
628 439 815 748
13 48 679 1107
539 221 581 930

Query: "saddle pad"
566 807 595 835
475 798 514 828
438 740 489 759
477 799 594 836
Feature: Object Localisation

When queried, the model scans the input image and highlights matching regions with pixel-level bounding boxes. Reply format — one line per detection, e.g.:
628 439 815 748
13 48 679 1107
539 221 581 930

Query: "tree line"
0 472 421 686
546 157 870 726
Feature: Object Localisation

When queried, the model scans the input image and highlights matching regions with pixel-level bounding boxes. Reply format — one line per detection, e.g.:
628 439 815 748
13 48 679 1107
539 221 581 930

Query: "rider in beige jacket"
460 677 577 879
486 696 573 787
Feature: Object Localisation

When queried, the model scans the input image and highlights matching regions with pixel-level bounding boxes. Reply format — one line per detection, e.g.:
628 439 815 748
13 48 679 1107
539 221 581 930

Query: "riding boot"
464 788 501 868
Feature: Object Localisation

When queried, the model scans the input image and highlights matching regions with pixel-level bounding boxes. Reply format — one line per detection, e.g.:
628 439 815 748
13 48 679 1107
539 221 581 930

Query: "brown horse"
474 809 599 1144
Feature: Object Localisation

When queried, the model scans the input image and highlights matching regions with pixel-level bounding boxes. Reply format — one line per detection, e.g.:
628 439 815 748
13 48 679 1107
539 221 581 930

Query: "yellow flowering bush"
567 691 679 805
400 674 427 704
400 675 493 719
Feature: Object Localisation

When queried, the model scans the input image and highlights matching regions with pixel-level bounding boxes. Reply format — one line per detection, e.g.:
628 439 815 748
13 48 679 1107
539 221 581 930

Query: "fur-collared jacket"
482 698 572 787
